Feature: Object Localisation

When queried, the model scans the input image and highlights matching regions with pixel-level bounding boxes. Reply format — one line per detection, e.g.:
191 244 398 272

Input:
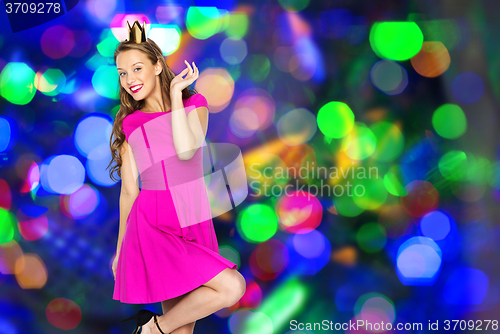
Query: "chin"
130 91 143 100
136 90 151 100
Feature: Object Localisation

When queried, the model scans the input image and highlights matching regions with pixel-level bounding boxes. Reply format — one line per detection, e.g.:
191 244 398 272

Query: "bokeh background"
1 0 500 333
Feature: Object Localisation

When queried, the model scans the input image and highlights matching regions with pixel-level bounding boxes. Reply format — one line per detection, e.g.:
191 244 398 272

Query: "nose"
126 75 138 87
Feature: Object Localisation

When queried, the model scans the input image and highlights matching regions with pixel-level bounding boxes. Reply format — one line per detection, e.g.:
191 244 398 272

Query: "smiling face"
116 49 160 100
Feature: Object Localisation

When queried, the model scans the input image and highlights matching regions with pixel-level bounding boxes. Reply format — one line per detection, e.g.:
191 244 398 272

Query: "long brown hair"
107 38 198 182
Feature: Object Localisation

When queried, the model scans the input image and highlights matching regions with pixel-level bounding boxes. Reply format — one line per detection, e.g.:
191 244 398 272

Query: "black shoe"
121 309 169 334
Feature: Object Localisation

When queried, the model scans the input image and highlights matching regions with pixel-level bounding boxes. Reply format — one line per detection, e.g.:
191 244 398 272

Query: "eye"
119 68 140 77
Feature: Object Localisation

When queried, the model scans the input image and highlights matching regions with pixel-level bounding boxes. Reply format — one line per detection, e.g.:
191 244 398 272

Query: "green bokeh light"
0 62 36 105
247 55 270 83
370 121 405 162
369 22 424 60
97 29 118 58
226 13 249 37
40 69 66 97
237 204 278 243
278 0 311 12
440 152 493 185
0 209 15 244
247 277 308 334
432 104 467 139
384 165 407 196
186 7 224 40
219 245 240 269
346 136 376 160
356 222 387 253
238 310 273 334
92 65 119 99
466 155 493 185
334 191 365 217
352 177 388 210
342 122 377 160
438 150 467 181
317 101 355 139
418 19 462 50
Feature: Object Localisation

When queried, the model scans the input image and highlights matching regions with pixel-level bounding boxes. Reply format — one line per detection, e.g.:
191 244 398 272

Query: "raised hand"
170 60 199 93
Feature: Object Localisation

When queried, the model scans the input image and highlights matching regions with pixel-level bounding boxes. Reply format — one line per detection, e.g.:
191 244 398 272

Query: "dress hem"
112 234 237 304
113 261 236 304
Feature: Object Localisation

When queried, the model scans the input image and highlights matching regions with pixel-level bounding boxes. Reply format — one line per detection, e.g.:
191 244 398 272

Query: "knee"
224 271 246 307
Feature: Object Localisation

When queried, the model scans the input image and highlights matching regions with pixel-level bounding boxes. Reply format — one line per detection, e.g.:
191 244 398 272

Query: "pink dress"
113 93 237 304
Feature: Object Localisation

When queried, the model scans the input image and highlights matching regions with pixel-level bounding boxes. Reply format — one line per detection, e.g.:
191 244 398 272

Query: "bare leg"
161 294 196 334
143 268 246 334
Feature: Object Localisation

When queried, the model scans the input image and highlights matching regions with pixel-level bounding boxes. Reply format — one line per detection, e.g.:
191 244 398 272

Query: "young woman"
108 21 245 334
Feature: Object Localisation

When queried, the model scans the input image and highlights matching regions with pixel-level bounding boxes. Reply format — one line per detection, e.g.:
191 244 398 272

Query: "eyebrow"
117 61 144 70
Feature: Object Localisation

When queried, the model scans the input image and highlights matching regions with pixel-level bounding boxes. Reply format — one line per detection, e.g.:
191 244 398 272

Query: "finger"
190 63 196 78
185 60 192 73
186 70 196 80
192 64 199 79
184 60 193 75
188 68 198 82
190 63 198 79
179 67 189 79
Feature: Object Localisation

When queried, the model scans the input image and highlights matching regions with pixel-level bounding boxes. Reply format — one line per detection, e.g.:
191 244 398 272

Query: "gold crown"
126 19 147 43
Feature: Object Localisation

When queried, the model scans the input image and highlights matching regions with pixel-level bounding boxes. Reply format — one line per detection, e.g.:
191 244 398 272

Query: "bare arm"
116 140 140 257
170 89 209 160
